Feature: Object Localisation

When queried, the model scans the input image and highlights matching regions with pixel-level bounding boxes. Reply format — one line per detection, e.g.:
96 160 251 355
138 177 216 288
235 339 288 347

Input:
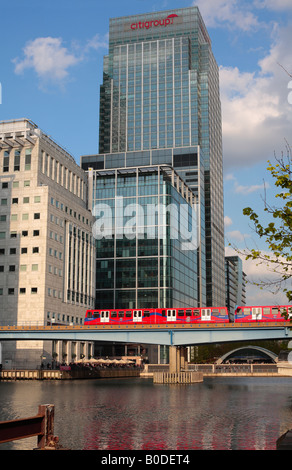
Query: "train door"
133 310 143 322
100 310 110 323
201 309 211 321
252 308 262 320
167 309 176 322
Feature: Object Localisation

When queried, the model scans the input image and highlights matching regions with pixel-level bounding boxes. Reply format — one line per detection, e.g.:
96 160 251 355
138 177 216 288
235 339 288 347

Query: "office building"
86 160 199 309
0 119 95 369
225 256 246 312
83 6 225 307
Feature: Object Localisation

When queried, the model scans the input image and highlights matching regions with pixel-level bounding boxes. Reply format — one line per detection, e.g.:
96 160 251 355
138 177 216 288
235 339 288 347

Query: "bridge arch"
216 346 278 364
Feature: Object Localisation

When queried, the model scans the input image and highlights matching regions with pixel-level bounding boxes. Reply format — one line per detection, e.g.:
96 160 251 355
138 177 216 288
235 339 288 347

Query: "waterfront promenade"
0 362 287 380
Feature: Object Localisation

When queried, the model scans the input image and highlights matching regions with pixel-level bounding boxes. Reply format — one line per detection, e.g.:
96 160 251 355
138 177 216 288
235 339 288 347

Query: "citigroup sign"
130 13 180 31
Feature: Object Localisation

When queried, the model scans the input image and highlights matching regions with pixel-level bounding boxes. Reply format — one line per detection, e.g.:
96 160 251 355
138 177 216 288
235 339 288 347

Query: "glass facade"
97 6 225 307
88 164 198 309
225 256 247 312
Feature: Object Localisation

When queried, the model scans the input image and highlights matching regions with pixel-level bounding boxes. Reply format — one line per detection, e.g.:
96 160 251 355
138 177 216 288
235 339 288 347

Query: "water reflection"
0 377 292 450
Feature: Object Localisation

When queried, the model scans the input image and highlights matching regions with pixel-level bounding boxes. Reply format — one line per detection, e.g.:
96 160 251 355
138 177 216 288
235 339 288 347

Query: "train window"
87 311 92 318
144 311 150 317
186 309 192 316
178 310 184 317
111 312 117 318
280 308 287 317
252 308 262 320
212 309 219 314
220 309 226 315
193 309 200 315
126 311 132 318
93 312 99 318
244 308 250 315
272 308 278 315
263 307 270 316
118 311 124 317
201 309 211 320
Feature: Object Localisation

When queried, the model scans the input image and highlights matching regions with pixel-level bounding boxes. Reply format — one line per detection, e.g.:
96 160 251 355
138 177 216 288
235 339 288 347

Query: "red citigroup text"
131 14 178 30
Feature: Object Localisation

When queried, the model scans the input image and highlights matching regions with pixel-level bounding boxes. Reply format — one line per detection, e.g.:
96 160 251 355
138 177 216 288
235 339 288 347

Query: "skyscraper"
83 6 225 307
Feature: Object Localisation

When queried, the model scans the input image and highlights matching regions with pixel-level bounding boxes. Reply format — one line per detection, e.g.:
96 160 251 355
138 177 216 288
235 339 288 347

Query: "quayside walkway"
142 363 280 378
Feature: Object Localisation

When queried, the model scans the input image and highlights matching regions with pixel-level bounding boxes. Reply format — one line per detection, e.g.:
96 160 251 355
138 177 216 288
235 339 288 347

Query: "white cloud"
225 173 269 194
255 0 292 11
13 34 108 88
14 37 81 84
224 215 233 227
220 21 292 170
226 230 250 242
234 182 269 194
193 0 261 31
225 245 291 305
85 33 109 52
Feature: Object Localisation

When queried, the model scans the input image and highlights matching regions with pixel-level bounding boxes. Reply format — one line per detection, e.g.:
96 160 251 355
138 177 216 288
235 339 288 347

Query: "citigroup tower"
81 6 225 308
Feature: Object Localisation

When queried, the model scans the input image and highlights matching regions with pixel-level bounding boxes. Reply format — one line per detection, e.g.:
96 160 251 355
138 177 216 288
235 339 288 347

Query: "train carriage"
84 306 232 325
234 305 292 322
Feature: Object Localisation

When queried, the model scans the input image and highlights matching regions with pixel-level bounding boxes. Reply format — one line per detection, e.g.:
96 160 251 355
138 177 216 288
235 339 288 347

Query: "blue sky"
1 0 292 305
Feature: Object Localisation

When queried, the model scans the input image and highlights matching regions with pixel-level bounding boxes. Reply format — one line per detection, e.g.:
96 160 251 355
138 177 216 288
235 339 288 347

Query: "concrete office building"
0 119 95 369
83 6 225 307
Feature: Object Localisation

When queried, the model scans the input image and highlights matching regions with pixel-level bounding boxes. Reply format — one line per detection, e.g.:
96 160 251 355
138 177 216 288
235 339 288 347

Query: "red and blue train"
84 305 292 325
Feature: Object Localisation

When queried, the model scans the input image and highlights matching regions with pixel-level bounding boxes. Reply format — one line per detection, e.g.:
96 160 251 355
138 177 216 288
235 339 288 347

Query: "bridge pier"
154 346 203 384
169 346 188 373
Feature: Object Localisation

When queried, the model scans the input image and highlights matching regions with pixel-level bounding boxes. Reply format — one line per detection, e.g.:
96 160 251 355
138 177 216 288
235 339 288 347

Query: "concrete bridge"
1 321 292 380
0 321 291 346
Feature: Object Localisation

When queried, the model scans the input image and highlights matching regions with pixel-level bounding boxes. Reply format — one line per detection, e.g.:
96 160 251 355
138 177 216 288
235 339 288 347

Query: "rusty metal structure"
0 404 61 449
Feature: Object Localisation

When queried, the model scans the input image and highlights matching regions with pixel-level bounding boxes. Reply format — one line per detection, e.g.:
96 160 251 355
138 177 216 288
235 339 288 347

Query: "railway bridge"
1 321 291 373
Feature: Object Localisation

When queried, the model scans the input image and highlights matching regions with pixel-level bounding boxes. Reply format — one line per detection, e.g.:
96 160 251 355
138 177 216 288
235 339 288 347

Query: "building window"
2 182 8 189
0 215 6 222
12 198 18 204
14 150 20 171
34 196 41 203
23 197 29 203
9 265 16 272
12 181 19 188
1 199 7 206
32 264 38 271
21 248 28 254
11 214 18 221
34 213 40 220
22 214 29 221
10 232 17 238
9 248 16 255
0 232 5 239
20 265 27 271
20 288 26 294
22 231 28 237
24 181 30 187
32 247 39 253
31 287 38 294
8 288 14 295
3 151 9 172
33 230 40 236
25 150 31 170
